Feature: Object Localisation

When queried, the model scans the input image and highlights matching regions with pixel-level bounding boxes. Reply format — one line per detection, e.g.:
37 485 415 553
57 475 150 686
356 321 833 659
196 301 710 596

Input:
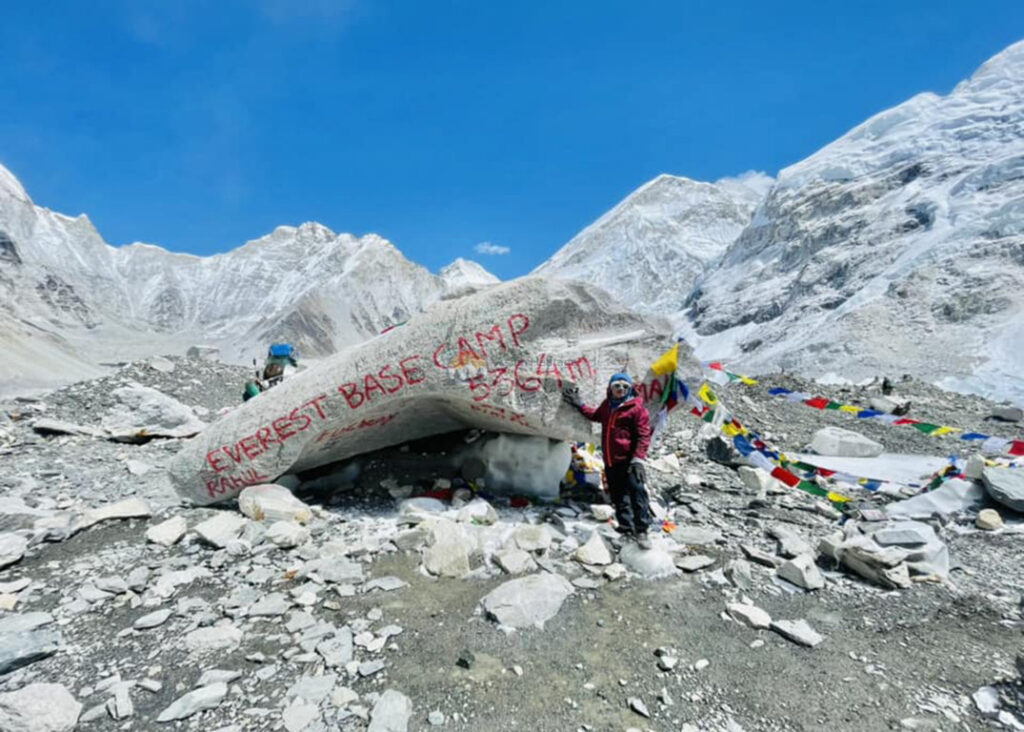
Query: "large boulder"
981 466 1024 513
809 426 883 458
101 384 206 441
170 278 680 505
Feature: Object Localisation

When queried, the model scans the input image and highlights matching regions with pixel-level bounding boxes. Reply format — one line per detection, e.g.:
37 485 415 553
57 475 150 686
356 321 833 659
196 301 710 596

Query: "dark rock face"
0 231 20 265
35 274 96 328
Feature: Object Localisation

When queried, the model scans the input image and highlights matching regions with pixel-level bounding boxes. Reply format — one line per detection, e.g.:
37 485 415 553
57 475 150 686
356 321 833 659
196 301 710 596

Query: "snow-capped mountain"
439 257 501 299
0 168 498 393
536 41 1024 405
683 39 1024 404
533 172 772 318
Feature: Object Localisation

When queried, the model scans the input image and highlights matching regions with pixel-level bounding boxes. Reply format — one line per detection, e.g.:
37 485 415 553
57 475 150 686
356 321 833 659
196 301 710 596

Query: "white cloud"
474 241 510 256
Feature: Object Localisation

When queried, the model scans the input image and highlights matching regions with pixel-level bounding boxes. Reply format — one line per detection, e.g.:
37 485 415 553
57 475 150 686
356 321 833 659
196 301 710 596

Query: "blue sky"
2 2 1022 280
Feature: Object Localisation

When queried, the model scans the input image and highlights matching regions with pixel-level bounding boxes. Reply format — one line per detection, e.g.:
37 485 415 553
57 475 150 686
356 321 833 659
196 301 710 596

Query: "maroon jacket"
581 395 651 466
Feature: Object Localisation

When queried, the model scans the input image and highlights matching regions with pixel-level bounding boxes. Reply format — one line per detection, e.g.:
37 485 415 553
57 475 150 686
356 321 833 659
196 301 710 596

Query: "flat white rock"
0 683 81 732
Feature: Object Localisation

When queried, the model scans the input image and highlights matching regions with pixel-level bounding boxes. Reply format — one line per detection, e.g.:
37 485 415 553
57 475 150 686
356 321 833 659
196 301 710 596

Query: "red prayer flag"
1010 440 1024 457
805 397 830 409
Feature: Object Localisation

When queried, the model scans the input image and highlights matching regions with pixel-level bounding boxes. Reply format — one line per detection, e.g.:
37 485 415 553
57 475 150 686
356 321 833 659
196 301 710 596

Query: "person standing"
563 373 653 549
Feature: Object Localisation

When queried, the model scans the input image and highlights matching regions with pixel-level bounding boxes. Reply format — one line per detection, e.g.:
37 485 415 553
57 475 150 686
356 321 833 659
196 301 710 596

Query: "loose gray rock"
146 516 188 546
770 619 824 648
0 629 61 675
982 466 1024 513
0 682 81 732
809 426 882 457
133 609 172 630
156 682 227 722
368 689 412 732
675 554 715 572
0 533 28 569
727 603 772 629
573 532 613 566
777 555 825 591
480 573 574 629
628 697 650 718
193 513 247 548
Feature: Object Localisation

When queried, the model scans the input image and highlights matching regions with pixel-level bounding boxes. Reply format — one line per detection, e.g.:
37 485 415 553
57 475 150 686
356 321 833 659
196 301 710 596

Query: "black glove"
562 384 583 409
628 459 646 485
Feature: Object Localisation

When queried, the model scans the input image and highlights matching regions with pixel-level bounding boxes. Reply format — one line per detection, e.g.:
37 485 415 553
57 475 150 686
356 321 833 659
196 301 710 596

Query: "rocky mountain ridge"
0 175 498 394
537 40 1024 405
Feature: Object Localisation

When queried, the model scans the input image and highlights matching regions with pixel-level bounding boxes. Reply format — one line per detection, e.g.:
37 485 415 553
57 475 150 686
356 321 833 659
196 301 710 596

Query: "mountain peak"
0 163 31 204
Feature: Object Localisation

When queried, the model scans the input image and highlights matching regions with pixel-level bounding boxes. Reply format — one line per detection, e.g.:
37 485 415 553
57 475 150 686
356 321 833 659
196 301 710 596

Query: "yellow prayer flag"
931 426 958 436
827 491 852 503
697 382 718 406
839 405 860 413
722 423 740 437
739 375 758 385
650 343 680 376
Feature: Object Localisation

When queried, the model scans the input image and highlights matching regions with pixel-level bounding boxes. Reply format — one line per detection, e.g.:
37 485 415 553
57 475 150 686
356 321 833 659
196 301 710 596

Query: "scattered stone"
456 498 498 525
156 682 228 722
675 554 715 572
495 548 536 575
423 523 471 579
0 628 61 675
628 697 650 718
694 658 709 671
480 573 574 629
727 602 772 629
991 405 1023 422
0 683 81 732
590 505 615 521
770 619 824 648
972 685 1001 717
657 655 678 671
364 577 408 592
133 608 172 630
741 544 780 568
125 459 153 476
673 526 721 546
809 426 883 458
724 559 754 589
197 670 241 686
573 532 613 566
317 629 354 667
360 659 386 676
777 555 825 590
976 509 1003 531
512 525 551 553
239 484 312 524
266 521 310 548
367 689 412 732
249 592 291 617
184 625 242 653
193 513 247 548
282 699 320 732
0 533 28 569
146 516 188 546
428 710 445 725
768 525 813 558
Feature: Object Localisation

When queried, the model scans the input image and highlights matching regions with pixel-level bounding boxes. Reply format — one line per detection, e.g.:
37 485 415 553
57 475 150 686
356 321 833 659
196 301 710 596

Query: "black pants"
606 462 651 534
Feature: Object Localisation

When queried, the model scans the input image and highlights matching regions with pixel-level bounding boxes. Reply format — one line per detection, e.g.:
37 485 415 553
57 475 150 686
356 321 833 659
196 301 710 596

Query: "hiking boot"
613 525 633 536
636 532 653 550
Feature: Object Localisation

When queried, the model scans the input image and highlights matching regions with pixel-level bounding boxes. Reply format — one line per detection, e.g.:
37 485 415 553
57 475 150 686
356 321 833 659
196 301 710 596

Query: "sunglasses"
609 382 631 390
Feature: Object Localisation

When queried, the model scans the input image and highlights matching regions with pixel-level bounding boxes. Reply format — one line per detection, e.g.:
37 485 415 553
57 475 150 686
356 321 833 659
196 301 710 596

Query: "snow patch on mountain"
533 172 771 318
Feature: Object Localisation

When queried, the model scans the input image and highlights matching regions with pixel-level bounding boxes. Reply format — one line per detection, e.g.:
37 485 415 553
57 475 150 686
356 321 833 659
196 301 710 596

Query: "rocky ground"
0 356 1022 732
